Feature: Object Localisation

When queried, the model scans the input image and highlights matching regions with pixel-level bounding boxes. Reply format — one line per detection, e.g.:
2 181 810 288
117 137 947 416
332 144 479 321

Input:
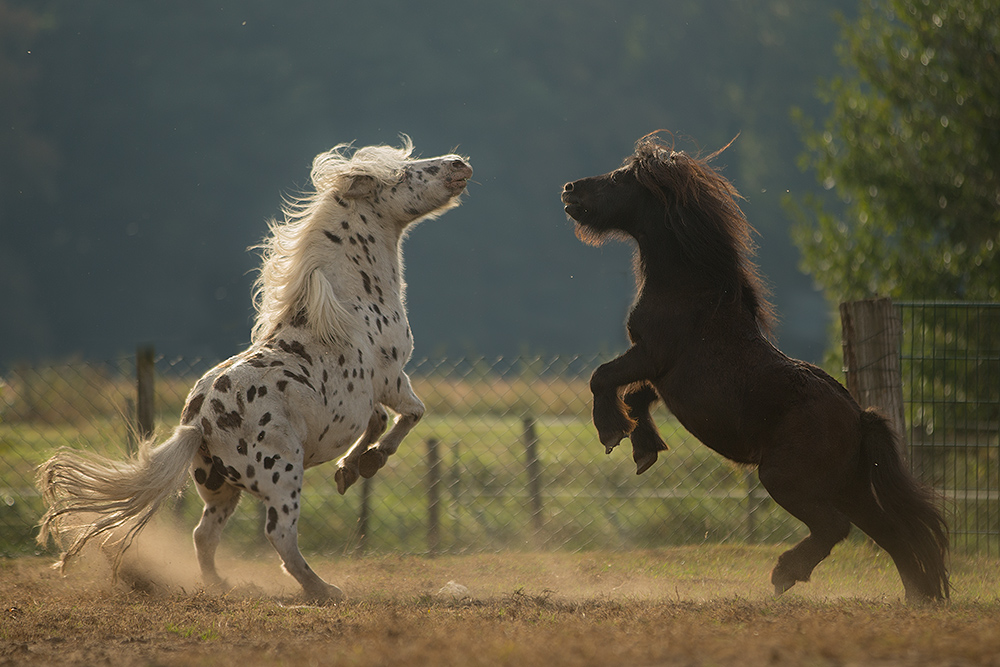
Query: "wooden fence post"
840 298 907 456
136 345 156 437
427 437 441 555
523 415 543 532
132 345 156 454
449 440 462 545
357 475 372 553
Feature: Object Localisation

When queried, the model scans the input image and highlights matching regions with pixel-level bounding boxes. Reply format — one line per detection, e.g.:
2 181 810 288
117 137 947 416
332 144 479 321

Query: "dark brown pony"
561 132 949 601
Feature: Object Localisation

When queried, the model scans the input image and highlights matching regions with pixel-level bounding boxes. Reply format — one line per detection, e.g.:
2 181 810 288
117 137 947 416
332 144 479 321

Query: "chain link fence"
1 302 996 559
1 353 802 559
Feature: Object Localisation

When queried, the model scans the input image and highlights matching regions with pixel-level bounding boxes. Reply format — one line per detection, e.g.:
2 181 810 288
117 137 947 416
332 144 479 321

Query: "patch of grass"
166 623 220 641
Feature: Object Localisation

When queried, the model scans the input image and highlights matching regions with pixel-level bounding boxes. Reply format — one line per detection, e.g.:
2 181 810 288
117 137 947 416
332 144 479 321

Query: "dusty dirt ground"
3 528 1000 666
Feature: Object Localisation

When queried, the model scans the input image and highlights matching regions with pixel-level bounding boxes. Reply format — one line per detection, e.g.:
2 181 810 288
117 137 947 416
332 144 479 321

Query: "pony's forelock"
310 135 415 194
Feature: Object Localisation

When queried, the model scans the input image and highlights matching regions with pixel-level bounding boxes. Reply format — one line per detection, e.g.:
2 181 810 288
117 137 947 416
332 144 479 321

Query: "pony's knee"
589 369 611 396
624 384 659 410
399 384 425 418
393 396 424 425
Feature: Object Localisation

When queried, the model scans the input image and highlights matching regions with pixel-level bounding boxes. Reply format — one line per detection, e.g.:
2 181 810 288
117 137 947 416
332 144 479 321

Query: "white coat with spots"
37 138 472 602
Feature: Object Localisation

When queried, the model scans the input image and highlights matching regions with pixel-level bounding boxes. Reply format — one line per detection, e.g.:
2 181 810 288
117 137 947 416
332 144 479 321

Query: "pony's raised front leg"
359 373 424 478
590 347 654 453
623 384 669 475
335 406 389 495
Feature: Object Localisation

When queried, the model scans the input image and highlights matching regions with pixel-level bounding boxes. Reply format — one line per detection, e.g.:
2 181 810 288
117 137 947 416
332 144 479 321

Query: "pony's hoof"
600 433 625 454
335 466 358 495
634 451 658 475
903 585 944 605
202 575 232 593
212 580 233 593
771 570 797 596
594 412 633 454
358 449 388 479
304 583 346 605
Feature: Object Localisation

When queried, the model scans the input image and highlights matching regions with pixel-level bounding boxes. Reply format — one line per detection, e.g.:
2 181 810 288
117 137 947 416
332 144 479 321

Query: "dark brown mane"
628 132 775 334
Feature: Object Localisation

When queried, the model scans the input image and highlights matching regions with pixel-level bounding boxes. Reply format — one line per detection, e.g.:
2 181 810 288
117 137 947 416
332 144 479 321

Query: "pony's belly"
300 388 376 467
661 390 761 464
699 434 761 466
303 420 368 467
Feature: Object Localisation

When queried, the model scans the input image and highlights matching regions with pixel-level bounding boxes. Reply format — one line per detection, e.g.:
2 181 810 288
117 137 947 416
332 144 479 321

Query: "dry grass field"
3 527 1000 667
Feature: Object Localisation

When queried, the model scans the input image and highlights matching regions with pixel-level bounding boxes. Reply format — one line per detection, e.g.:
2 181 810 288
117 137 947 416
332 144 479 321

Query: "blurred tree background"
3 0 863 366
792 0 999 303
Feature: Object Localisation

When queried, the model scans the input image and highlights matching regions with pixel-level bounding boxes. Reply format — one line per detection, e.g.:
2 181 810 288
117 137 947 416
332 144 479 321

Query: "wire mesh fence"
900 302 1000 556
1 353 803 559
1 301 996 559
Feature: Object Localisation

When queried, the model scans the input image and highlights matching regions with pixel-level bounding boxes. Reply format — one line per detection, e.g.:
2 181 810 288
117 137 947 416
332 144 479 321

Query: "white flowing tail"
36 424 203 575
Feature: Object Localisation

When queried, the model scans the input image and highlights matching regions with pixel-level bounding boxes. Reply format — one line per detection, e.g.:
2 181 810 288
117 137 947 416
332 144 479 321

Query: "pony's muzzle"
445 160 473 191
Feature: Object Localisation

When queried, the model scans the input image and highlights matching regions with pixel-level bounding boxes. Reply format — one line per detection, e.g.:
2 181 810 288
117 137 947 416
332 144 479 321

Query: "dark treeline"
1 0 855 367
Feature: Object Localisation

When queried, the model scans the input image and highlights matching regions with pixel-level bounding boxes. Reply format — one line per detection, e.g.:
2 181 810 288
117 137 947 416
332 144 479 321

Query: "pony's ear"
344 174 376 199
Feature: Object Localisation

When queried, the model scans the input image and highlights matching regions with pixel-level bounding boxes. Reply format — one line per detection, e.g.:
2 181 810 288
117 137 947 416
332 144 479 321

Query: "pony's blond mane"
251 137 415 346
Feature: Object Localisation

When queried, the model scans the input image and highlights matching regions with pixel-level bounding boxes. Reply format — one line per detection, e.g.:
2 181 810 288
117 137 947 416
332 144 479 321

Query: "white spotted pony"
37 137 472 602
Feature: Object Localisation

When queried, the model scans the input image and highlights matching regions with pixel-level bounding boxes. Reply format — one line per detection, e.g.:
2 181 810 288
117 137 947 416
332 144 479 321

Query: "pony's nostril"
564 182 574 192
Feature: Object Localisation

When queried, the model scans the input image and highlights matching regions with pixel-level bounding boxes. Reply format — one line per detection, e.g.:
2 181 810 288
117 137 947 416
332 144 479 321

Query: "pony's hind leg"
845 500 934 602
192 477 242 590
265 503 343 603
843 411 949 602
262 476 344 603
623 384 668 475
758 465 851 595
840 480 949 602
768 508 851 595
251 445 343 602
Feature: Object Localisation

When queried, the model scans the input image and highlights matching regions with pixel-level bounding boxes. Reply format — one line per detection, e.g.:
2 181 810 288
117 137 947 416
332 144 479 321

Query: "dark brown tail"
858 409 950 600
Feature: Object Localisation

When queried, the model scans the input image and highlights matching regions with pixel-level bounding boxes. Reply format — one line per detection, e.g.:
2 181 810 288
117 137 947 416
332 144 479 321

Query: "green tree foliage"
792 0 1000 302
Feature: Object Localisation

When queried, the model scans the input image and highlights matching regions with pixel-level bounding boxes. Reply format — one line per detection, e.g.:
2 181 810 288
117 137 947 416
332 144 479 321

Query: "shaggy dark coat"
562 132 948 601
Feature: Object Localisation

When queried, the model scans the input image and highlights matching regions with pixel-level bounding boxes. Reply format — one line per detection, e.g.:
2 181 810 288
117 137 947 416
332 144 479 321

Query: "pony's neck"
633 232 761 331
314 199 407 300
